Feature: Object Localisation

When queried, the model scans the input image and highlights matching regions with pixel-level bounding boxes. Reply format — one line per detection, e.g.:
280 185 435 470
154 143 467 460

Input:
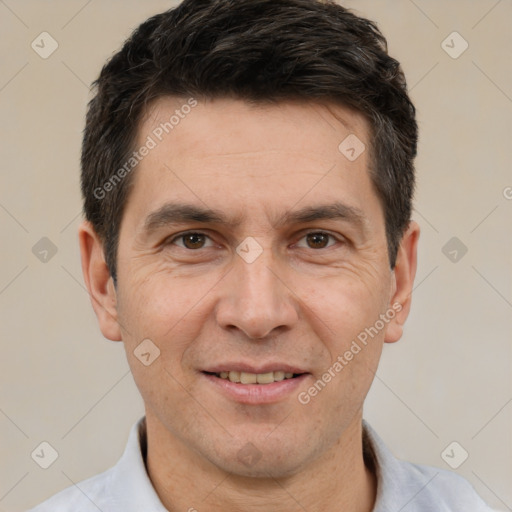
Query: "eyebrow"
143 204 242 233
142 201 368 234
275 202 367 231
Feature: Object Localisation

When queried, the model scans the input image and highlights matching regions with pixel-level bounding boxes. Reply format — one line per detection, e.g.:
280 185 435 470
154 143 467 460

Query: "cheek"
296 270 389 411
117 265 220 342
301 269 390 345
299 287 385 416
116 275 202 413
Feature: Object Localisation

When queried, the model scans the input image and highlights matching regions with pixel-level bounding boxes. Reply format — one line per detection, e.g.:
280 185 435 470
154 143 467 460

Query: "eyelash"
167 231 342 250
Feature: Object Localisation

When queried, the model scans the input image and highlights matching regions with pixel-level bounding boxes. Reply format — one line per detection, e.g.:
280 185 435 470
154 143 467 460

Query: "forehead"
139 96 368 160
125 97 382 232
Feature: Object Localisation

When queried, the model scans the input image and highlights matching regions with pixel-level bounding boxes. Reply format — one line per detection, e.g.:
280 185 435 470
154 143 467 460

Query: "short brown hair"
81 0 417 282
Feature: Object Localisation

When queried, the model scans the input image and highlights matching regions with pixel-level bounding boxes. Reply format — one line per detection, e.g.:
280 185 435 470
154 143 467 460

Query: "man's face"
110 98 402 476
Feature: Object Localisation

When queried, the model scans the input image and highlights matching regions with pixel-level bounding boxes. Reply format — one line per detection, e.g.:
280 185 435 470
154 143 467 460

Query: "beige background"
1 1 511 511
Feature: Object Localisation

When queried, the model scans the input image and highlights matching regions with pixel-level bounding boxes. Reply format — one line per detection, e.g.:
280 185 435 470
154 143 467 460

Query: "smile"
202 371 310 404
209 370 301 384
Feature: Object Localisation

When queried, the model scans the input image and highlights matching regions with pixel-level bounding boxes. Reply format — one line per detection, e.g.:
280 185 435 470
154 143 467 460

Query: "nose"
214 247 299 339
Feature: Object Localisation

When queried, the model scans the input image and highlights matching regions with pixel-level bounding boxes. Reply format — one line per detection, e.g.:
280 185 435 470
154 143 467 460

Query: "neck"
144 411 377 512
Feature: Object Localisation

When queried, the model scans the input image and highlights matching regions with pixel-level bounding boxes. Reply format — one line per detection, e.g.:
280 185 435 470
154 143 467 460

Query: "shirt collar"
108 417 168 511
362 419 410 511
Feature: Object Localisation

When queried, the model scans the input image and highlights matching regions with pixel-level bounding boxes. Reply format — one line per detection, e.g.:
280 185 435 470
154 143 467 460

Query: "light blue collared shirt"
27 417 495 511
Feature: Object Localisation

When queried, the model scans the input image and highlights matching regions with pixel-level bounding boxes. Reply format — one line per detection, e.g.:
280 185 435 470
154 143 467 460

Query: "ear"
384 220 420 344
78 221 122 341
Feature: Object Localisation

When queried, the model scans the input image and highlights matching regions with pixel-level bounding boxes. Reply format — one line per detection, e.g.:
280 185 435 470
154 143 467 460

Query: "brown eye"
180 233 207 249
306 232 331 249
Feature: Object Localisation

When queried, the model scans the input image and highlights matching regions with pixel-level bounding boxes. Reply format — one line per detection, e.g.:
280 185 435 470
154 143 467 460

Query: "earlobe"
384 221 420 344
78 221 122 341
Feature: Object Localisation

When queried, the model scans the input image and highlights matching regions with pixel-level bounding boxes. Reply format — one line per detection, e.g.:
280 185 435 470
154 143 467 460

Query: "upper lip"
202 362 309 374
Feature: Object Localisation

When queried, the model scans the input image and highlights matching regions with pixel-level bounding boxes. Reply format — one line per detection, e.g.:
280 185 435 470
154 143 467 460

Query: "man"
28 0 495 510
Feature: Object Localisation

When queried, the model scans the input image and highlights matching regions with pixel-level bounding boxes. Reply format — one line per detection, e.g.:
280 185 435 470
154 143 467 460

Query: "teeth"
228 371 241 383
240 372 257 384
273 371 285 381
256 372 274 384
217 370 298 384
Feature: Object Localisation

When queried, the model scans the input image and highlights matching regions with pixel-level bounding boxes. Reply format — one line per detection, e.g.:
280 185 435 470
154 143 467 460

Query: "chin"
206 435 315 479
219 453 306 479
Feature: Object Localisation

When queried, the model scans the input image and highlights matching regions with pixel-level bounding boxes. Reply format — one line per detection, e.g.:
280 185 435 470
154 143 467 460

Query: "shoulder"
25 417 160 512
25 468 114 512
399 459 496 511
362 421 496 511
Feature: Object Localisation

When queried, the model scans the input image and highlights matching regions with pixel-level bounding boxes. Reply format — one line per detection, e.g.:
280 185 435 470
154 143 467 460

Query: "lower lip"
202 373 310 404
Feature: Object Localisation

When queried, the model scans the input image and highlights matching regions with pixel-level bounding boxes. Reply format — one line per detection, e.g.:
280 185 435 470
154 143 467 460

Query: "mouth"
203 370 304 384
201 367 310 404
